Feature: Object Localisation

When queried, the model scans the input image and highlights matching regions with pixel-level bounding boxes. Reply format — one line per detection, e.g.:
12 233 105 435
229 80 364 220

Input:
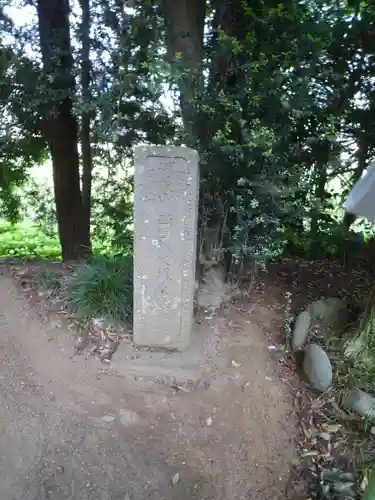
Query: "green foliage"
0 44 48 221
0 221 61 259
1 0 375 265
22 179 57 236
63 255 133 322
364 468 375 500
90 167 134 257
335 296 375 393
0 221 112 260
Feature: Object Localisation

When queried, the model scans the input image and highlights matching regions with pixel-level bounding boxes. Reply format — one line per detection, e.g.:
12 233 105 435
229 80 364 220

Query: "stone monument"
133 146 199 350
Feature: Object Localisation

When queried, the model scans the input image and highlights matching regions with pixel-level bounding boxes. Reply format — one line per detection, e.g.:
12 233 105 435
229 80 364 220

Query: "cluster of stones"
292 297 375 419
292 297 348 392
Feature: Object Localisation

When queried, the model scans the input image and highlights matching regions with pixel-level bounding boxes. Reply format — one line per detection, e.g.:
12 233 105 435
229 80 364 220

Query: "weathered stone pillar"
133 146 199 350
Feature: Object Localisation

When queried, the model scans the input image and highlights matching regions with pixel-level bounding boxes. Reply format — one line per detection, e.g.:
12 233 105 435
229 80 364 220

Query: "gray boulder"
308 297 349 329
291 309 312 350
303 343 333 392
342 389 375 420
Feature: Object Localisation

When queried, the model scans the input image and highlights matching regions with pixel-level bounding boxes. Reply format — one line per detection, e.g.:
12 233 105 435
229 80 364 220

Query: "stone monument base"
111 322 205 382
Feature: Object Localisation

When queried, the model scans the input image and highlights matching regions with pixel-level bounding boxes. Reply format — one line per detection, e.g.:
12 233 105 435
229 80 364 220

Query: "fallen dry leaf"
301 450 319 457
300 421 312 439
322 423 342 434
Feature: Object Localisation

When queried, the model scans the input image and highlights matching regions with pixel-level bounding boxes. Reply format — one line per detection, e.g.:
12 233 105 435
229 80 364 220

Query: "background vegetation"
2 1 375 496
1 0 374 267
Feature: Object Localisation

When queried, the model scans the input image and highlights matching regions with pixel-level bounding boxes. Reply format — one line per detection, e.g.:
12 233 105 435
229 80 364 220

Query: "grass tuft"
63 255 133 323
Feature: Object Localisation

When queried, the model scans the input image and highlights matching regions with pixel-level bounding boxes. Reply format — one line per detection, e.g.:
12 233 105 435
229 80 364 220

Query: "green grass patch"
63 255 133 323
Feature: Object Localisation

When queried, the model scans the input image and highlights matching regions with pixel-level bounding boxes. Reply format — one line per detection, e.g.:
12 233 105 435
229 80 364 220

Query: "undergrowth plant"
329 289 375 393
63 255 133 323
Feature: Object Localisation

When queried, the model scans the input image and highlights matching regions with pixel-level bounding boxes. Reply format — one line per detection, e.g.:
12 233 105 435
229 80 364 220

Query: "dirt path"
0 271 297 499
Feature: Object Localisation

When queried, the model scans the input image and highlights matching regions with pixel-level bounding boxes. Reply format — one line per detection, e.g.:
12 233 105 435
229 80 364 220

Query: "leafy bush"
22 179 57 236
63 255 133 322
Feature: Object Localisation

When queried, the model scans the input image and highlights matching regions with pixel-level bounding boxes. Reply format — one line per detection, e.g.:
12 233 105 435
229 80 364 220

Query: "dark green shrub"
63 255 133 322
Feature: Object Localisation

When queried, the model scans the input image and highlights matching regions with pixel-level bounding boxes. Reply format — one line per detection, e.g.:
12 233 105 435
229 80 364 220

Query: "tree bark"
36 0 91 261
160 0 206 148
79 0 93 238
308 140 330 242
160 0 248 274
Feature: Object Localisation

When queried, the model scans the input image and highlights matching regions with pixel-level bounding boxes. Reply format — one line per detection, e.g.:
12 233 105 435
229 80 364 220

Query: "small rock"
91 317 113 331
74 335 88 352
308 298 349 329
206 416 213 426
370 426 375 435
231 360 242 368
342 389 375 420
303 343 332 392
331 481 355 495
172 472 180 485
291 310 312 350
118 409 140 427
101 415 115 423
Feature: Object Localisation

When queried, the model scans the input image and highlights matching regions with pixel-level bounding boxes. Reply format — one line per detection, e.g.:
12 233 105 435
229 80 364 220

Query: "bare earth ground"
0 261 303 500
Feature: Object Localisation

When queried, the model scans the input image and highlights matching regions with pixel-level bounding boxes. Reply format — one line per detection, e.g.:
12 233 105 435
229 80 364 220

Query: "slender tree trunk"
309 140 331 242
36 0 91 261
79 0 93 239
310 159 327 241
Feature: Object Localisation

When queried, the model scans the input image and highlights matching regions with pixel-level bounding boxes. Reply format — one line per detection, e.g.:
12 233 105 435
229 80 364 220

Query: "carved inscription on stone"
134 146 199 349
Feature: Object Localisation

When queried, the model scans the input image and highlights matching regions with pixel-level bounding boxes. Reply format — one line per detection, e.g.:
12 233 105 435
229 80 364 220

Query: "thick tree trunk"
36 0 91 261
161 0 248 274
160 0 206 148
160 0 206 275
209 0 250 272
79 0 93 238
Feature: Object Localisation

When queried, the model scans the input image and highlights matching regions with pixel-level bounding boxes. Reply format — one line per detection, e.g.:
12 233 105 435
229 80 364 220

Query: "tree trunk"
310 159 327 241
309 140 330 242
161 0 247 275
160 0 206 148
79 0 93 238
36 0 91 261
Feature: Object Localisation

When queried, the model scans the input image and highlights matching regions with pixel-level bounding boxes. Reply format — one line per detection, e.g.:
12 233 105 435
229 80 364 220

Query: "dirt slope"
0 271 297 499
